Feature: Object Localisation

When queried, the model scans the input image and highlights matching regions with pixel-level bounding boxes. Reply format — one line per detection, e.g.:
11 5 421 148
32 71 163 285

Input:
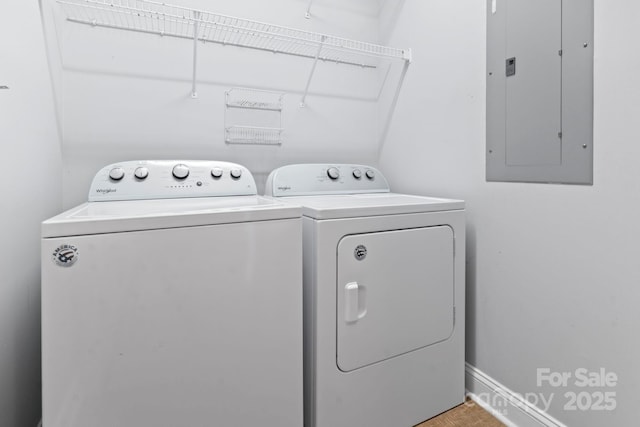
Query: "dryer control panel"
265 164 390 197
88 160 257 201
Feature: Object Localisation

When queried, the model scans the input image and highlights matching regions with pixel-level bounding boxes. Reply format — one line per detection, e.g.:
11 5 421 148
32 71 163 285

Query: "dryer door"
336 226 454 372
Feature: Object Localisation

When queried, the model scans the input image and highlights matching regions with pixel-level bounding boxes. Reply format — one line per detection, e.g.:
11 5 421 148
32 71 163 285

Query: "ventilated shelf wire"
226 88 284 111
226 100 282 111
56 0 410 68
225 126 283 145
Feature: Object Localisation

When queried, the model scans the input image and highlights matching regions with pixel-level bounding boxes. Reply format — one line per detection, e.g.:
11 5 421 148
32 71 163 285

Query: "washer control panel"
88 160 257 201
265 164 390 197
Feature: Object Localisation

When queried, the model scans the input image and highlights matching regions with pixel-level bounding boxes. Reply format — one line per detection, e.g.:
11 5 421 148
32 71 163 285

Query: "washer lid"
279 193 464 220
42 196 301 237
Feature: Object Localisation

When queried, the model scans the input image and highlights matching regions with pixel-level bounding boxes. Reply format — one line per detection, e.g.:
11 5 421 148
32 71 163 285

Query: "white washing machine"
41 160 303 427
265 164 465 427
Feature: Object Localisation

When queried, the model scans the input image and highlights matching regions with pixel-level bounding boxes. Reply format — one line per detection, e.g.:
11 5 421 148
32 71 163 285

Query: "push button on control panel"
172 164 190 180
134 167 149 180
327 167 340 180
230 169 242 179
352 169 362 179
211 167 223 179
109 167 125 181
365 169 375 180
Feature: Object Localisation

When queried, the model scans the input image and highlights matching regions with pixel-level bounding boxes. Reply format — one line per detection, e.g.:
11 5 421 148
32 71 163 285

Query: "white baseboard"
465 363 568 427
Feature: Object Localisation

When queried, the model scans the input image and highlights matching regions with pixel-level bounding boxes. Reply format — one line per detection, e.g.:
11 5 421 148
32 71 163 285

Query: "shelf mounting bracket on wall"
305 0 314 18
378 58 411 157
191 10 200 98
300 35 326 108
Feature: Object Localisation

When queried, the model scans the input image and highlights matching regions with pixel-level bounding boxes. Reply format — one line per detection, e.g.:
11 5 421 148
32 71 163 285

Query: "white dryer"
265 164 465 427
42 160 302 427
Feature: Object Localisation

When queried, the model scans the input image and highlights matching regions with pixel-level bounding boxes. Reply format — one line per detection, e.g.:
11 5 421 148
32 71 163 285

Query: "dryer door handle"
344 282 367 323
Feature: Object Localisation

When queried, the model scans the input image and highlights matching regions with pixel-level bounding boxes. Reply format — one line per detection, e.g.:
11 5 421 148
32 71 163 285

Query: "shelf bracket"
305 0 314 18
191 10 201 99
300 35 326 108
378 58 411 157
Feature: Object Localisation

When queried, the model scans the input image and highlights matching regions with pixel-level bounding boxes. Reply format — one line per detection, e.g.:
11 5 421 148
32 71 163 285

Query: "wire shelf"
225 88 284 111
56 0 411 68
225 126 283 146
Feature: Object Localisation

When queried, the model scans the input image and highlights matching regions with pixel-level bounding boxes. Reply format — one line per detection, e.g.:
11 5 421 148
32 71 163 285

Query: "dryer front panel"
336 226 454 372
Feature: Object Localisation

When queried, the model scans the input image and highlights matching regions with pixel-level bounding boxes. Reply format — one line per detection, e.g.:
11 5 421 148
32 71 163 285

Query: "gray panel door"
336 226 454 372
506 0 562 166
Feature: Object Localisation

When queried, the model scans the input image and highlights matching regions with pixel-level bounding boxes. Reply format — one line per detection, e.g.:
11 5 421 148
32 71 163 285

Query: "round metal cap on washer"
211 167 223 179
230 168 242 179
365 169 375 180
109 167 125 181
172 164 189 179
352 169 362 179
327 167 340 180
134 167 149 180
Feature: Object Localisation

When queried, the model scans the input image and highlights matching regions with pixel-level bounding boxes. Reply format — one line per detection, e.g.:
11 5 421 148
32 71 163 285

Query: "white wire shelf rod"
61 16 381 68
226 125 283 132
195 16 405 60
57 1 192 27
57 0 407 61
226 140 283 146
195 22 407 62
64 16 191 38
226 103 282 112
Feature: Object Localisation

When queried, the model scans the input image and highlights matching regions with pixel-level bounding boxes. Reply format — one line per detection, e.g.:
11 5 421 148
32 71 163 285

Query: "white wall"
40 0 407 207
0 1 62 426
379 1 640 425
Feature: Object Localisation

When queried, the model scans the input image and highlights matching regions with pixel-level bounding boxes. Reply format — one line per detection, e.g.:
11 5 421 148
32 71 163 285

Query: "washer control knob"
365 169 375 180
134 167 149 180
211 167 223 179
172 164 189 180
108 167 125 181
352 169 362 179
327 167 340 180
230 168 242 180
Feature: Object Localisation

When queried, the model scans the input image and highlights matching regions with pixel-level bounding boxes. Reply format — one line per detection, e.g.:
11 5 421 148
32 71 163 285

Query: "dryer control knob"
230 168 242 179
134 167 149 180
172 164 190 180
211 167 223 179
109 167 125 181
327 167 340 180
365 169 375 180
352 169 362 179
